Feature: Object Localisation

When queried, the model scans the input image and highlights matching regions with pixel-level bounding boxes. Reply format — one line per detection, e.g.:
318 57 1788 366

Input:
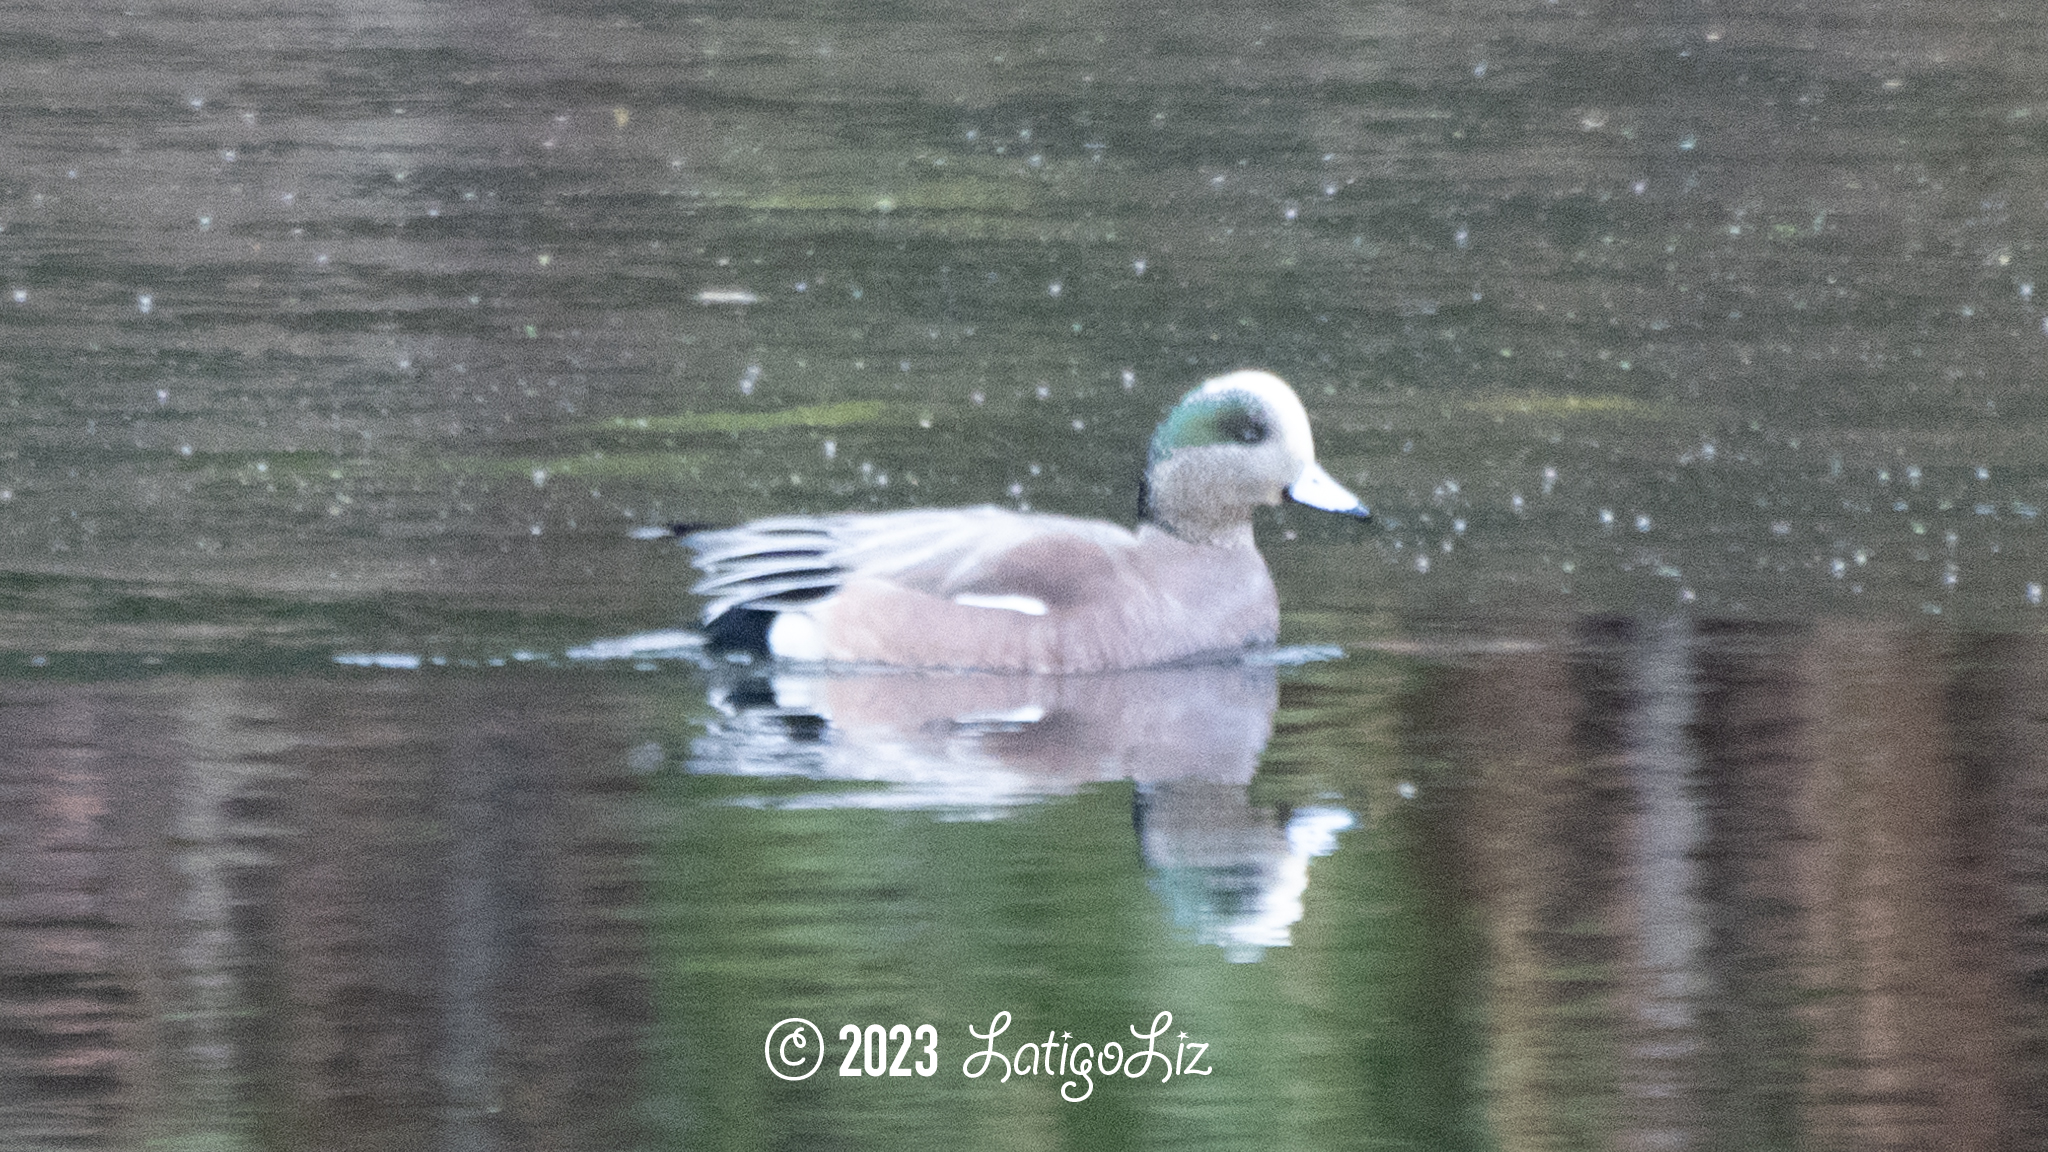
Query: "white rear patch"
951 593 1050 616
766 613 829 661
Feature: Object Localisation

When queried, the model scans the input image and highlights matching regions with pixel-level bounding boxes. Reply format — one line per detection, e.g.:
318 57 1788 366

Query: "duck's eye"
1217 407 1269 444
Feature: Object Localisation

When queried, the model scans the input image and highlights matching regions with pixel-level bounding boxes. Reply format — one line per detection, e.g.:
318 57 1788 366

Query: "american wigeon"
682 369 1369 672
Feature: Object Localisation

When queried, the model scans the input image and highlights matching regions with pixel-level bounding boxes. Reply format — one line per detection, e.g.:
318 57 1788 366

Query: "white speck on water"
1771 521 1792 536
1121 369 1136 389
156 389 169 404
334 653 421 670
1454 227 1470 248
1599 508 1615 526
1831 558 1848 578
1635 514 1652 532
2029 583 2043 605
1415 555 1431 573
696 288 759 305
739 363 761 395
136 293 153 314
9 288 24 304
1131 258 1147 276
530 523 543 536
1976 466 1991 481
1542 466 1559 495
532 469 548 488
178 443 193 456
1047 280 1062 297
1396 780 1418 800
1510 492 1525 512
822 439 836 460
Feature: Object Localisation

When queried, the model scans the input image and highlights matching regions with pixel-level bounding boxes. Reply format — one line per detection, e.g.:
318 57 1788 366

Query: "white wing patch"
950 593 1050 616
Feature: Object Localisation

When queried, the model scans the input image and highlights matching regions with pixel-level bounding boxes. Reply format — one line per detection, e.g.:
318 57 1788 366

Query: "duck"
679 369 1369 672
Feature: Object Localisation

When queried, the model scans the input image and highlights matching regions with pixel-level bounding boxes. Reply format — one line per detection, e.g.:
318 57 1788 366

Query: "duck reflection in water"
687 658 1355 961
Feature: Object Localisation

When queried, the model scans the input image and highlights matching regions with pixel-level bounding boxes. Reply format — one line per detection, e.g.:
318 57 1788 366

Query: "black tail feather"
703 607 777 655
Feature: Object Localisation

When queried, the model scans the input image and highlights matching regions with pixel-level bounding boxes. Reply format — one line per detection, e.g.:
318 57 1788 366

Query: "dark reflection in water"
0 624 2046 1146
0 675 648 1150
1407 619 2048 1151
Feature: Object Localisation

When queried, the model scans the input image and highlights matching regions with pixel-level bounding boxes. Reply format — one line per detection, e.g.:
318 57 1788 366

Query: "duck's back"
689 508 1279 672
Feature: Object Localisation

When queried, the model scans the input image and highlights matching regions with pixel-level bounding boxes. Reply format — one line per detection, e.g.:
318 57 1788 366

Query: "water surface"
2 0 2045 1147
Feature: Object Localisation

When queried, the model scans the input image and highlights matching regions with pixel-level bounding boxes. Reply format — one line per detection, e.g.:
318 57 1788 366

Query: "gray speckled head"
1144 370 1368 543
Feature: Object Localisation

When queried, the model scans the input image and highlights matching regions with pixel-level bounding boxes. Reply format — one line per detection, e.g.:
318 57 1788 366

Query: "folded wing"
684 507 1142 622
